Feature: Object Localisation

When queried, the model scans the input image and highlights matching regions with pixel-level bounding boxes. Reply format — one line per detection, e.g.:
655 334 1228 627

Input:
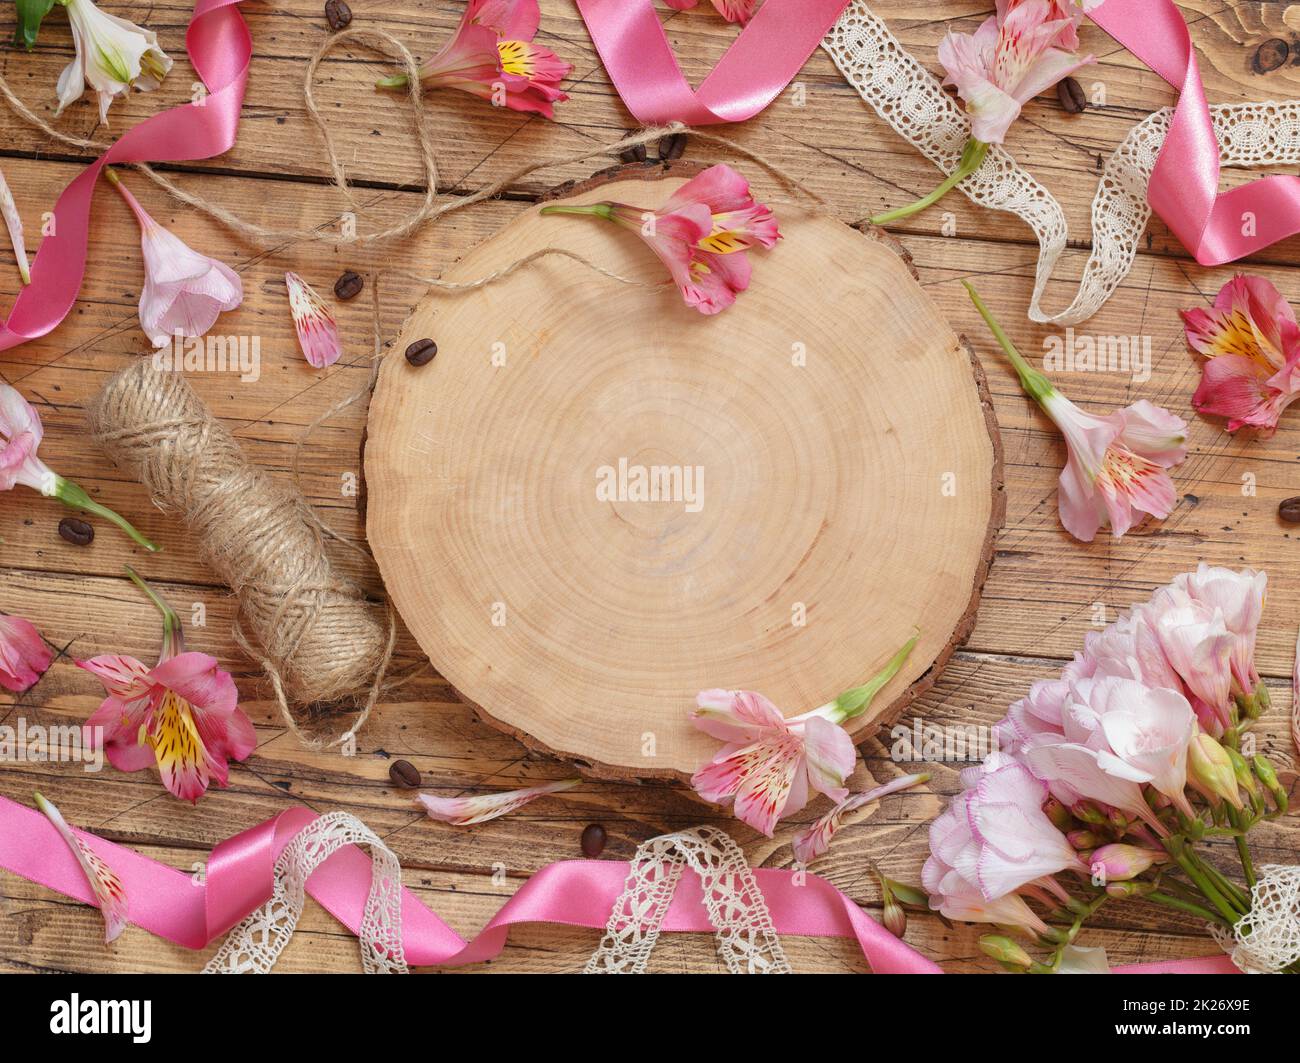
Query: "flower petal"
34 792 128 943
416 777 580 825
286 271 342 368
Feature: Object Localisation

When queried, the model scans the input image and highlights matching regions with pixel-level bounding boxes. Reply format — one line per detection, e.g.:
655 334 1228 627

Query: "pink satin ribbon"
1081 0 1300 266
575 0 853 125
0 0 251 352
0 794 1239 972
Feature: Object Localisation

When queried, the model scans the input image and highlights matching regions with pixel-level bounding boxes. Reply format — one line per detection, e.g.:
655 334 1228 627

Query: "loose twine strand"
3 22 826 750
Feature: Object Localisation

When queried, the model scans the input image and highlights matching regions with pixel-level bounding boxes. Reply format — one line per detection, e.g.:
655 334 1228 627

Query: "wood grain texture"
1 0 1299 972
366 165 1001 778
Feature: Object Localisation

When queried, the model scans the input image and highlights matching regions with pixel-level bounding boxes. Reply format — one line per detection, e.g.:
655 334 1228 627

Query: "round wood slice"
366 163 1004 781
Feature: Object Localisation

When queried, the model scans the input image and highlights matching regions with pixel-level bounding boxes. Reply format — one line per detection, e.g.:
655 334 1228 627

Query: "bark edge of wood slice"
366 163 1005 781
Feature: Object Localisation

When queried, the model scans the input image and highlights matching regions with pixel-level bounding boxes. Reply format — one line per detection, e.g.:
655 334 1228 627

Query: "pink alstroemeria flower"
1 381 158 552
1182 275 1300 435
79 568 254 803
285 272 343 369
791 772 930 865
416 777 580 825
105 169 242 349
0 612 53 693
871 0 1092 225
540 163 779 315
665 0 758 24
35 792 128 943
376 0 571 119
967 283 1188 541
691 635 917 836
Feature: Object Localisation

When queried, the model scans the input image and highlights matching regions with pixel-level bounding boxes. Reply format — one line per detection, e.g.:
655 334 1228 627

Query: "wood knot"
1252 38 1290 74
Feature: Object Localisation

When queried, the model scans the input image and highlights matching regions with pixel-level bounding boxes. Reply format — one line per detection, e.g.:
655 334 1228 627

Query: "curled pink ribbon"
0 0 250 353
1089 0 1300 266
574 0 851 125
0 794 1237 972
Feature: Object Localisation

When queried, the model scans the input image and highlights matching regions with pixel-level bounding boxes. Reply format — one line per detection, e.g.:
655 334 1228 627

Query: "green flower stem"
1146 891 1232 927
1191 850 1250 913
963 282 1055 406
869 139 990 226
124 564 181 657
376 73 410 89
1163 837 1240 925
52 475 159 553
539 204 616 222
822 630 919 724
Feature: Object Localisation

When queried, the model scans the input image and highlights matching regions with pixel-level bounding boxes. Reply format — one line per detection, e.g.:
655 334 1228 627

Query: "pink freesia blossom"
1171 563 1266 693
1 382 157 551
540 163 779 315
967 283 1187 541
105 169 242 349
285 272 343 369
0 612 53 693
1150 594 1235 735
34 792 128 943
1074 677 1196 817
1182 275 1300 435
416 777 580 825
665 0 758 24
791 772 930 865
79 569 254 803
376 0 571 118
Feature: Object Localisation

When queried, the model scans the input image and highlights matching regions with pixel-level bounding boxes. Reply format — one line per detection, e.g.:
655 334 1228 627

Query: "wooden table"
2 0 1298 974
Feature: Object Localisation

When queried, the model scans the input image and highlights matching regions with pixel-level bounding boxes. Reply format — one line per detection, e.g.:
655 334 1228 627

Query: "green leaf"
14 0 58 51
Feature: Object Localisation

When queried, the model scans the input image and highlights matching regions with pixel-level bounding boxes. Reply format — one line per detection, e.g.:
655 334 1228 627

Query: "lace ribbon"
586 827 791 974
822 1 1300 326
1211 865 1300 975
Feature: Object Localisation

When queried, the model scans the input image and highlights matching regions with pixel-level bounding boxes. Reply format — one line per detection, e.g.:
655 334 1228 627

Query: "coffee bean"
1253 38 1289 75
1057 77 1087 114
580 823 606 858
324 0 352 31
619 143 648 164
58 517 94 546
404 338 438 367
1280 496 1300 523
389 759 421 788
334 270 364 301
657 132 687 161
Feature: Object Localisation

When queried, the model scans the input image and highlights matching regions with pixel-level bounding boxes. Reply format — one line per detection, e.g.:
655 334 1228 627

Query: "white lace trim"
203 811 408 974
585 826 791 974
1212 865 1300 974
823 1 1300 326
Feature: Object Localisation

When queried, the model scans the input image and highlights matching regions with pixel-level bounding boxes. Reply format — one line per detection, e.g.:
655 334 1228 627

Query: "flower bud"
980 934 1033 969
1225 746 1260 801
882 896 907 939
1188 732 1244 810
1071 801 1108 826
1254 755 1288 814
1090 843 1165 882
1067 829 1100 850
1105 879 1156 898
1044 797 1072 833
1255 681 1271 714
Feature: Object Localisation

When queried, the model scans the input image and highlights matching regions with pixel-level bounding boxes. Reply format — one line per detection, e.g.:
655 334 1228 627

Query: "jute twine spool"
87 359 391 748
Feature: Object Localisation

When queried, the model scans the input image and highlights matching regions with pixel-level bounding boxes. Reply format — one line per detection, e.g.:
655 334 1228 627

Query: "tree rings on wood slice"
366 166 1003 780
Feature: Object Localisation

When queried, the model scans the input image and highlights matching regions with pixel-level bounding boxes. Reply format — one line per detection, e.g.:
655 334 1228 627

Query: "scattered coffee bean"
657 131 687 161
619 143 647 164
334 269 364 300
1253 38 1289 75
581 823 606 858
1057 77 1087 114
389 759 421 788
404 338 438 367
324 0 352 31
58 517 94 546
1280 496 1300 523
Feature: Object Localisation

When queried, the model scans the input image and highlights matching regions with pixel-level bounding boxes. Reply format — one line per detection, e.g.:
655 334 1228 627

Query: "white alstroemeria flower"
55 0 173 125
